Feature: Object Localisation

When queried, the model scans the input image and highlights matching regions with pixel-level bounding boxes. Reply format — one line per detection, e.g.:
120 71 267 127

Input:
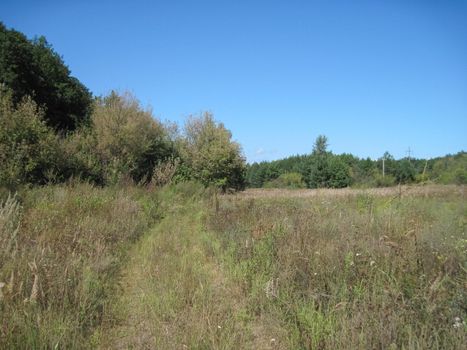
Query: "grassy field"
1 184 465 349
0 183 162 348
210 185 466 349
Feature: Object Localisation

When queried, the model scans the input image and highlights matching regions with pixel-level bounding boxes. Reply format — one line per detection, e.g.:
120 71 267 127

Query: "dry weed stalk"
28 261 40 303
30 274 39 303
0 193 21 256
264 278 279 299
8 270 15 294
0 281 5 301
151 158 179 187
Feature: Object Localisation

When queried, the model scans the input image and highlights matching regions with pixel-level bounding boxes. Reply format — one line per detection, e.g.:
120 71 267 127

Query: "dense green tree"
305 135 331 188
67 91 175 185
245 148 466 189
264 172 305 189
246 162 281 188
179 112 246 190
0 89 64 188
0 23 92 131
430 152 467 184
350 157 375 185
394 159 416 183
312 135 328 156
328 156 352 188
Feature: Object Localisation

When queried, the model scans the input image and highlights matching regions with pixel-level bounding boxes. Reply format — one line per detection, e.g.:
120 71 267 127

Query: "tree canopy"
246 136 466 189
178 112 246 191
0 22 92 131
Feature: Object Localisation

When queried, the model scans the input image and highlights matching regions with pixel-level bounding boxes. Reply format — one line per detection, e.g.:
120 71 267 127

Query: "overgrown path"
98 196 254 349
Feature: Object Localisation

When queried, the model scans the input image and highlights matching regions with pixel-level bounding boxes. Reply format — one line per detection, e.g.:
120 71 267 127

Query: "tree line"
1 23 464 192
247 135 466 189
0 23 246 191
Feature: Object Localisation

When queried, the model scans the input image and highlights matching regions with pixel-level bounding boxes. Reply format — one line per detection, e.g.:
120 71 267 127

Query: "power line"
406 147 412 161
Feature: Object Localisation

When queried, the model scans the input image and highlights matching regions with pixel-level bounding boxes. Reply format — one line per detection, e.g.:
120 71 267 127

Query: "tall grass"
208 187 466 349
0 183 161 349
99 182 254 349
1 183 465 349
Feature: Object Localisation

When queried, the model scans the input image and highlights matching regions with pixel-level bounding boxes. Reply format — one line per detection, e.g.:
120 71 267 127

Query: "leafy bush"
0 90 64 188
373 173 396 187
66 91 175 185
179 112 246 191
264 172 305 189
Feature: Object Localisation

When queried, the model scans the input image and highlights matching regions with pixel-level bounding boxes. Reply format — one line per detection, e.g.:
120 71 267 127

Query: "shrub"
0 90 64 188
179 112 246 191
67 91 175 185
264 172 305 189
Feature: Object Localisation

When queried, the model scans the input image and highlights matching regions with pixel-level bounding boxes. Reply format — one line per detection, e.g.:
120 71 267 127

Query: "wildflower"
370 260 376 267
453 317 463 329
0 282 4 301
356 253 361 257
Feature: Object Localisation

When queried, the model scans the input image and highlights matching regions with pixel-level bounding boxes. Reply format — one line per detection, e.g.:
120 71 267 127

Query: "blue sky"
1 0 466 162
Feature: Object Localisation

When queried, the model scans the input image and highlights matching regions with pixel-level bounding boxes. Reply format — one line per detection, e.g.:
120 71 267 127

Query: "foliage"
0 90 64 189
394 159 416 183
264 172 305 189
312 134 329 156
0 23 92 131
327 156 352 188
179 112 246 191
150 158 180 188
246 135 466 189
70 91 175 185
430 152 467 185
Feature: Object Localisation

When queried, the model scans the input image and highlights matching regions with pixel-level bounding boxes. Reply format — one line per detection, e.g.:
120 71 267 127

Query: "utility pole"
422 159 428 178
382 156 385 178
406 147 412 162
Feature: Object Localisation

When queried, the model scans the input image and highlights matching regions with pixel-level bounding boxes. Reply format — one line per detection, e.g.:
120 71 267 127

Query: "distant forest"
247 135 466 189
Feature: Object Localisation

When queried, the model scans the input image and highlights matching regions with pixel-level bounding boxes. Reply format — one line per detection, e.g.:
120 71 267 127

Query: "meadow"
2 13 466 350
209 185 466 349
0 184 465 349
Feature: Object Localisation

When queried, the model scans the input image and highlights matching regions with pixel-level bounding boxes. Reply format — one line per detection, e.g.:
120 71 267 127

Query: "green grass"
208 187 466 349
1 184 465 349
98 182 254 349
0 183 161 349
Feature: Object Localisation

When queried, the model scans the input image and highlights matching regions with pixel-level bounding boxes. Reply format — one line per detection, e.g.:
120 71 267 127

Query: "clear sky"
1 0 466 162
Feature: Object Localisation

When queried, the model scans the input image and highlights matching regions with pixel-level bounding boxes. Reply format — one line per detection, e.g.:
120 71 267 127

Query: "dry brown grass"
99 185 254 349
236 184 464 199
208 184 466 349
0 183 161 349
2 183 464 349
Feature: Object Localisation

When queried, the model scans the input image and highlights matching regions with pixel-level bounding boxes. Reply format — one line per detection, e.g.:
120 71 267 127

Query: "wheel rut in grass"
99 200 252 349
